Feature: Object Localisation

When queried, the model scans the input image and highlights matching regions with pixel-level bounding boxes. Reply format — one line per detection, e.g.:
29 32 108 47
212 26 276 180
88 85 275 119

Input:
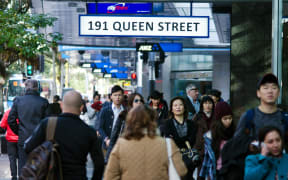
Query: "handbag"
166 138 181 180
180 141 200 169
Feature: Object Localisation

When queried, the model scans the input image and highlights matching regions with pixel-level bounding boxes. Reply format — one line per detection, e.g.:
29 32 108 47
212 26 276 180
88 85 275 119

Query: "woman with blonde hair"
104 105 187 180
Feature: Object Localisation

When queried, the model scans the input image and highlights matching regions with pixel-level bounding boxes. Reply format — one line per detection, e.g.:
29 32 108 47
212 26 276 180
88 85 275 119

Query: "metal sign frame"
79 15 210 38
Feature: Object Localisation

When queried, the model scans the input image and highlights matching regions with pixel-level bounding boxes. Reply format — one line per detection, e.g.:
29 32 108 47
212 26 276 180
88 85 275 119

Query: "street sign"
103 73 112 78
79 15 209 38
81 63 91 68
93 68 102 73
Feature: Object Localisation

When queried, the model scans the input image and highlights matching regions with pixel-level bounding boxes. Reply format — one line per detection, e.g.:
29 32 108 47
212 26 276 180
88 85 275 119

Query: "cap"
257 73 279 89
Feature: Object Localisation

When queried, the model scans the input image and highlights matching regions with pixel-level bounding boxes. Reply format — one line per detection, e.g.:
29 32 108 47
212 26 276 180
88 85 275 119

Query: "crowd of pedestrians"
0 73 287 180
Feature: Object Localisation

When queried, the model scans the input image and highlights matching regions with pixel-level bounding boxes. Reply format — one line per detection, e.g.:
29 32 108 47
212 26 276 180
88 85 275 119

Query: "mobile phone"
261 142 266 148
251 141 259 147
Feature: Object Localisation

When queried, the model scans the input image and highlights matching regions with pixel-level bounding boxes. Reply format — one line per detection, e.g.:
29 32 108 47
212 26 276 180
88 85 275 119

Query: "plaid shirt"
199 131 217 180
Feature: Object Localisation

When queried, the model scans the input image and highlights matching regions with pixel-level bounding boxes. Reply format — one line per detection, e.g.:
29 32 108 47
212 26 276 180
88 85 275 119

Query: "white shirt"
112 103 124 130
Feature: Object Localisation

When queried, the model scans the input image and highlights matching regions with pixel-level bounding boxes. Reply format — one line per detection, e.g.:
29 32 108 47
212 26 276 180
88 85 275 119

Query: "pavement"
0 154 12 180
0 153 94 180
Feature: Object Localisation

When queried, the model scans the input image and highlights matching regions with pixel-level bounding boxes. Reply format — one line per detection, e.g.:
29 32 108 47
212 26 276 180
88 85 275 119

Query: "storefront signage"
87 3 152 14
136 43 182 52
170 71 212 80
79 15 209 37
136 43 162 52
98 3 152 14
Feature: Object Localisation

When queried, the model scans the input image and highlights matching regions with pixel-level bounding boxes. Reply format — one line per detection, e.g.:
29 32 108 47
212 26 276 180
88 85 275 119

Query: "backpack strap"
46 117 58 141
244 109 255 135
281 112 288 131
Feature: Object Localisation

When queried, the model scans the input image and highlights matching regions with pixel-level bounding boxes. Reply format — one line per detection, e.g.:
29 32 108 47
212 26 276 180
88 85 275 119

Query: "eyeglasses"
134 99 143 103
190 88 198 91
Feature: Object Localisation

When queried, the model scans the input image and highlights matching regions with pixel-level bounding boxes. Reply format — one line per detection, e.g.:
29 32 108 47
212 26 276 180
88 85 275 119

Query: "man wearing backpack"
234 73 286 145
219 73 287 180
24 90 105 180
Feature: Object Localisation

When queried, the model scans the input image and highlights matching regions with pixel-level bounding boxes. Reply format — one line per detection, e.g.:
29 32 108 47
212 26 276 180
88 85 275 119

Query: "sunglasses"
134 99 144 103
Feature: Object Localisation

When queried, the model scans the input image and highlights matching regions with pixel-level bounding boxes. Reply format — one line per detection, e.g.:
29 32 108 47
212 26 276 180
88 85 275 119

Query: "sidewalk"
0 154 11 180
0 153 94 180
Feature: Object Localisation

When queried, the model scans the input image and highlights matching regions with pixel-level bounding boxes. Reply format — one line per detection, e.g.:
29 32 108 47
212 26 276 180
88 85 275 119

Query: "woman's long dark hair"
211 114 235 160
118 93 145 122
199 95 215 114
127 93 144 110
258 126 283 150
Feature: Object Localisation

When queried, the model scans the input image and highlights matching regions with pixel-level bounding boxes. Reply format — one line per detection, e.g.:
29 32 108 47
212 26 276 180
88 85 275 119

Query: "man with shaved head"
8 79 49 174
24 91 105 180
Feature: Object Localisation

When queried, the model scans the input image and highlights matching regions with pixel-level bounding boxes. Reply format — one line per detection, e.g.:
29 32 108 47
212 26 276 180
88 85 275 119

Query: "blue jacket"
98 103 114 143
245 154 288 180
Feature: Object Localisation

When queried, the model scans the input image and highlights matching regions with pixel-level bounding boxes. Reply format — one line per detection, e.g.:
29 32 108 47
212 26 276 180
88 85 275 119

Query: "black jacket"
162 118 198 149
105 110 127 163
148 101 168 127
8 90 49 145
217 132 254 180
46 103 62 116
184 96 198 118
24 113 105 180
98 103 125 143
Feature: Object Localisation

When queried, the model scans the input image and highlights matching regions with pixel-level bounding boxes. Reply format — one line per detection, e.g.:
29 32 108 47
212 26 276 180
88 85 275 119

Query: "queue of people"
0 72 287 180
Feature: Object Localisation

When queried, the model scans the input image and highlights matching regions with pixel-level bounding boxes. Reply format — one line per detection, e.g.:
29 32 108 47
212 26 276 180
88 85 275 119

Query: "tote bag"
166 138 181 180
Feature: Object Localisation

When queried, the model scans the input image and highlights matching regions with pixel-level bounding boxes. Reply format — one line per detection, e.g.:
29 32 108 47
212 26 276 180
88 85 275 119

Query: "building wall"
230 2 272 120
281 21 288 111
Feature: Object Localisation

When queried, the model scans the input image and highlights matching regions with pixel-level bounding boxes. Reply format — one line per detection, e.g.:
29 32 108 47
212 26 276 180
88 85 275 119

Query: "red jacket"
0 109 18 142
91 101 102 111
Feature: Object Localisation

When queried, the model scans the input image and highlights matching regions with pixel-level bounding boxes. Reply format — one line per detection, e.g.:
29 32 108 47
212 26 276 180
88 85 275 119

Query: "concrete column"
231 2 272 120
136 52 143 94
272 0 283 103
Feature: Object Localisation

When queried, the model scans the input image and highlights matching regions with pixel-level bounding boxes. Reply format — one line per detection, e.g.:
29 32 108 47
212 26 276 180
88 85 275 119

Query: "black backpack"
20 117 63 180
218 109 288 180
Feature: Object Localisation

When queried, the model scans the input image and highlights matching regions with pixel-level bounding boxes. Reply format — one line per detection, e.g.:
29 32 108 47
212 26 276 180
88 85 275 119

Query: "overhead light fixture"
103 73 112 78
93 69 102 73
81 63 91 68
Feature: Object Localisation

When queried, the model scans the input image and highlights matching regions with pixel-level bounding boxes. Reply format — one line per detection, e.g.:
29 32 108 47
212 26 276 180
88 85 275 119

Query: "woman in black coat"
193 96 215 167
162 96 198 180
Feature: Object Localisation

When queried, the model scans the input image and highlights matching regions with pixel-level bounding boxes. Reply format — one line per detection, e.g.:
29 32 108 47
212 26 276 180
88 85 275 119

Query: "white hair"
186 84 196 93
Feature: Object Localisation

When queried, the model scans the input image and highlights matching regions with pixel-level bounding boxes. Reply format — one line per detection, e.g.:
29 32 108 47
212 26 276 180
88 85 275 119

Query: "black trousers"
17 143 27 177
7 141 18 180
